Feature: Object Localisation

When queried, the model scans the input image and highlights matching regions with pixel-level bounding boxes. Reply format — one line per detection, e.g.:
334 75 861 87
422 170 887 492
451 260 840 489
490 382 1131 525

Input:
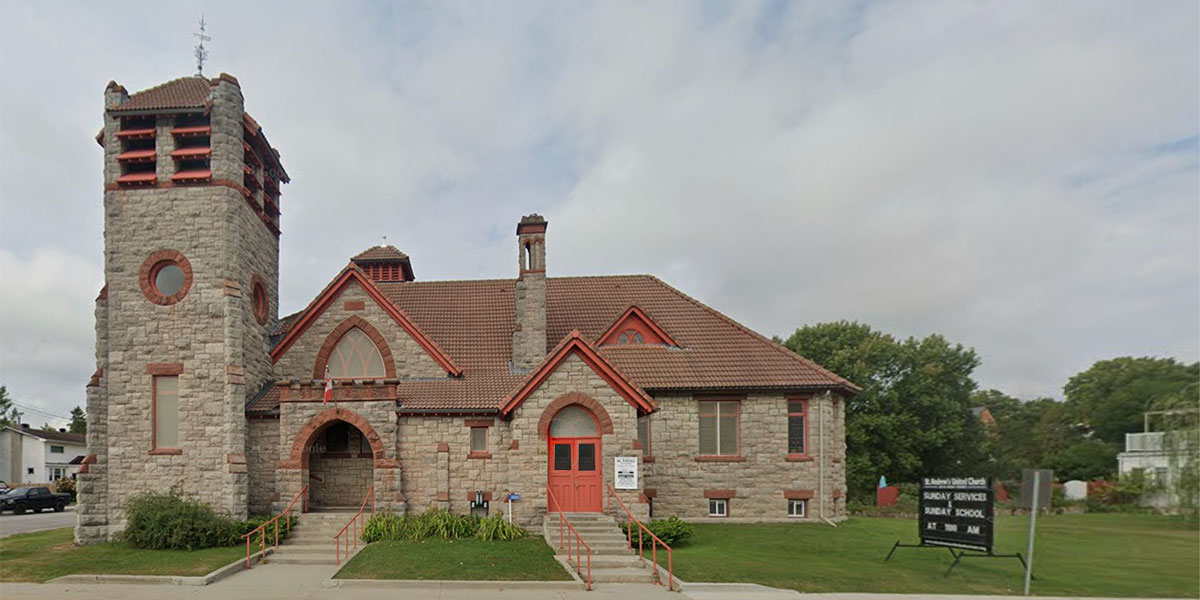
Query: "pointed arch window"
327 328 386 379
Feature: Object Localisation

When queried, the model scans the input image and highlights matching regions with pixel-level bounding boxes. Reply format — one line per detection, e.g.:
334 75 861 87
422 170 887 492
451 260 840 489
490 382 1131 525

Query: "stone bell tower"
77 74 289 543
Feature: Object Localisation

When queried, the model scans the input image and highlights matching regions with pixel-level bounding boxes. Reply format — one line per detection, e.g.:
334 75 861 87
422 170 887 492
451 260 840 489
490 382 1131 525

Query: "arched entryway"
285 407 386 511
547 404 603 512
307 420 374 508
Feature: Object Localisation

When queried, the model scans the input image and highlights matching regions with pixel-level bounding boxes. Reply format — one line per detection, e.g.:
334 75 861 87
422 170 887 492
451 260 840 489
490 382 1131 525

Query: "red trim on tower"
597 305 679 347
499 331 656 417
269 266 462 376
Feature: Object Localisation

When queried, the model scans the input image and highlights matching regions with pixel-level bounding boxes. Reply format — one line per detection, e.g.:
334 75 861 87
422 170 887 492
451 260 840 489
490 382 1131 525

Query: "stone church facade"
76 75 857 544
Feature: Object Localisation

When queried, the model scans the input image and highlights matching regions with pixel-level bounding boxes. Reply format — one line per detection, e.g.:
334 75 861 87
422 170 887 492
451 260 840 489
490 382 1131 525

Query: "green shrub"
122 487 236 550
361 509 528 542
475 515 527 541
233 515 299 543
623 516 694 548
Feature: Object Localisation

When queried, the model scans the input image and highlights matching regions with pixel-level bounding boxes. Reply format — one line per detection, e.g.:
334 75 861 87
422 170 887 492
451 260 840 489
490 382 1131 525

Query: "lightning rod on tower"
194 16 211 76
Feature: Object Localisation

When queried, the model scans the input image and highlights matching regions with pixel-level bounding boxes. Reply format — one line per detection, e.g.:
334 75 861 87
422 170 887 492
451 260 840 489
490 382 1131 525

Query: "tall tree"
782 321 985 496
0 386 22 427
69 406 87 435
1064 357 1199 444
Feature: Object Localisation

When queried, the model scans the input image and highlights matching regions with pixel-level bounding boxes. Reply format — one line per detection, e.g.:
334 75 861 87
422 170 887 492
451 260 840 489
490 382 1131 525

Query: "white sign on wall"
614 456 638 490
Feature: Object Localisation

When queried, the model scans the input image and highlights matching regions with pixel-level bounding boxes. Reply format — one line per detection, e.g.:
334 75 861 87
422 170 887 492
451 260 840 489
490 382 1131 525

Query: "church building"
76 74 856 544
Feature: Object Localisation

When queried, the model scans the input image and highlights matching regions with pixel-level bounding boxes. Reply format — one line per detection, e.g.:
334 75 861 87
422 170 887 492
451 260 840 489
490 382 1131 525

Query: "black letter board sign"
919 476 994 553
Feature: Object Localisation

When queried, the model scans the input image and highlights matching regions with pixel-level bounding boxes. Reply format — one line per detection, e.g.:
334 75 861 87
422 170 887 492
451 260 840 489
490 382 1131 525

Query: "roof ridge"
644 275 860 393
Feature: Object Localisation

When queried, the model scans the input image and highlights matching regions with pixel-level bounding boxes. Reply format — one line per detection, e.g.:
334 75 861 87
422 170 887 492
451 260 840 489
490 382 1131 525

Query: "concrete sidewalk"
0 563 677 600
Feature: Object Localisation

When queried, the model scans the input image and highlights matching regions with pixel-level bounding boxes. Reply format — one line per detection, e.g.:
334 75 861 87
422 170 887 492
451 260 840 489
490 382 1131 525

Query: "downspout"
819 392 837 527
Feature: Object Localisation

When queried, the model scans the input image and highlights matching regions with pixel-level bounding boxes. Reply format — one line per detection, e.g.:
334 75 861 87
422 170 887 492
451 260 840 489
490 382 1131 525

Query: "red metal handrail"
333 486 375 566
546 485 592 591
606 484 673 590
242 484 308 569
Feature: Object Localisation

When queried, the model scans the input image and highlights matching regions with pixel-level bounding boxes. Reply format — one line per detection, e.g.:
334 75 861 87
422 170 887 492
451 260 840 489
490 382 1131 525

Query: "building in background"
0 424 87 484
1117 409 1198 510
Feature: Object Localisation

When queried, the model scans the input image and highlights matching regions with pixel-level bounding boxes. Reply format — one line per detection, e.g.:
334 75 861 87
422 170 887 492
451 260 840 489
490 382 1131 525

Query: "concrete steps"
544 513 658 584
267 511 360 566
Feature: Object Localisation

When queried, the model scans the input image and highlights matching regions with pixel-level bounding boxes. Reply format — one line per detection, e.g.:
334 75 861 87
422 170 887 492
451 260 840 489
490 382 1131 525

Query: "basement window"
708 498 727 518
788 499 806 518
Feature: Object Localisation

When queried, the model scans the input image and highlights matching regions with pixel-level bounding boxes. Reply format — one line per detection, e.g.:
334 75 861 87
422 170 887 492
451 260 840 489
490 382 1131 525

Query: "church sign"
919 476 994 553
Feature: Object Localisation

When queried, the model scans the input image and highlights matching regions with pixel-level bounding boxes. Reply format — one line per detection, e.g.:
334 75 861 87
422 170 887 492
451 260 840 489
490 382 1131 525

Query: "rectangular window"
153 375 180 449
637 415 651 456
699 400 739 455
470 427 488 453
708 498 728 517
553 444 572 471
788 400 807 454
49 445 64 454
578 443 596 471
788 499 807 518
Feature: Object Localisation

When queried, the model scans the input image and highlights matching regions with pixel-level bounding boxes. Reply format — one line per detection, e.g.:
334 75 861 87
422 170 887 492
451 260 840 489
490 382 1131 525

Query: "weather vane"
194 16 211 76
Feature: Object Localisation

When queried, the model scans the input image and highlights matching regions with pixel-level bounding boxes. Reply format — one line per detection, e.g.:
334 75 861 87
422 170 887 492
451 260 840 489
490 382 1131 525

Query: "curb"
321 578 585 590
47 547 273 586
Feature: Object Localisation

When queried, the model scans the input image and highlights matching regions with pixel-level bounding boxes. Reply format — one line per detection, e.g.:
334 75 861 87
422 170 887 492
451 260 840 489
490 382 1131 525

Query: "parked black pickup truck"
0 486 69 514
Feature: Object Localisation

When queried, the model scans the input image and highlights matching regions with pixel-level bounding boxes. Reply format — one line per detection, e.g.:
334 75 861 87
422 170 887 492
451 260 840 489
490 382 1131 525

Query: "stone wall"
273 282 445 381
310 456 373 507
397 416 509 516
247 418 279 515
642 391 846 522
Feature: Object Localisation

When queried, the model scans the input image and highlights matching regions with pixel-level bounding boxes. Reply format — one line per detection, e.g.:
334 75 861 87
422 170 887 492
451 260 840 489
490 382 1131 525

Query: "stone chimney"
512 214 548 371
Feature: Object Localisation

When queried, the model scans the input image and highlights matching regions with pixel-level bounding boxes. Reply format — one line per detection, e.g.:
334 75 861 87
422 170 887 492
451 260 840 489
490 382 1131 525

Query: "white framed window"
50 445 65 454
708 498 728 517
788 499 807 518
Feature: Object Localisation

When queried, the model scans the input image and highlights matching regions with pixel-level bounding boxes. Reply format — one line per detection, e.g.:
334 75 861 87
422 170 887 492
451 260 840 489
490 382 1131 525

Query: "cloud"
0 0 1196 420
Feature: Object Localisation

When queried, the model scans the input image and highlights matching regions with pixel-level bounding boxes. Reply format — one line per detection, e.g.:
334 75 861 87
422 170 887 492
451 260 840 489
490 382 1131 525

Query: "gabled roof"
3 426 85 445
269 265 462 376
597 305 679 347
258 273 857 415
499 331 656 417
109 77 211 113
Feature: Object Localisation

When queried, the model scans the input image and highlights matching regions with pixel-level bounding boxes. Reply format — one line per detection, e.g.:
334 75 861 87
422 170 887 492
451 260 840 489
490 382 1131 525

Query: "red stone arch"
537 392 614 440
312 315 397 379
285 406 388 469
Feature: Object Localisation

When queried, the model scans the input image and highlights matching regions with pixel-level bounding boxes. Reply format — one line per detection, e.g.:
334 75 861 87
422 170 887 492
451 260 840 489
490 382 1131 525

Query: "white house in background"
0 425 87 484
1117 410 1198 510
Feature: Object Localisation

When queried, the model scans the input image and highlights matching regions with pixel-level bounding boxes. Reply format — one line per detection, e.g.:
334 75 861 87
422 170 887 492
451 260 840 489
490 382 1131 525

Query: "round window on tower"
139 250 193 305
250 275 269 325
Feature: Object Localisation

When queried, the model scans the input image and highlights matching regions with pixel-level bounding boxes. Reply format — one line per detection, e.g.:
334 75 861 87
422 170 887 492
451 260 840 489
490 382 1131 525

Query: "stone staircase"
268 510 360 566
544 513 660 585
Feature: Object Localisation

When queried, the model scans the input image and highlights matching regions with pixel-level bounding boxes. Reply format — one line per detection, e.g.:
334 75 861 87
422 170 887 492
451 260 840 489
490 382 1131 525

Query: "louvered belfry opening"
170 112 212 184
115 115 157 185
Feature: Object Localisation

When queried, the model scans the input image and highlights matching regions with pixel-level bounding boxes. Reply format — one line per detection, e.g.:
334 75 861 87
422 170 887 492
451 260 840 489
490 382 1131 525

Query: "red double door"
547 437 602 512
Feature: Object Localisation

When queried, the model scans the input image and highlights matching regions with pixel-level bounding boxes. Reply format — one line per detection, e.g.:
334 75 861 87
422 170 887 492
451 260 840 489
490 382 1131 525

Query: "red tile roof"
109 77 211 113
352 245 410 262
253 274 857 414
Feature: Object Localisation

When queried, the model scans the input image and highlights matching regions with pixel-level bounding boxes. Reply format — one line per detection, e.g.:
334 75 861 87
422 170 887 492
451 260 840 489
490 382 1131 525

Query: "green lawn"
334 537 572 581
661 514 1198 597
0 527 246 582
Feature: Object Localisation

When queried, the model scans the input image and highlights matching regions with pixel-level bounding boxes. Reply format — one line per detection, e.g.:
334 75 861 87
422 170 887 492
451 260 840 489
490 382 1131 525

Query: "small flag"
323 366 333 404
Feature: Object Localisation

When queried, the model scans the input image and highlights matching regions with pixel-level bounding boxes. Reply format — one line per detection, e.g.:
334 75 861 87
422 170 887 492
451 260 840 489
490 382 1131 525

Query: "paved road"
0 506 75 538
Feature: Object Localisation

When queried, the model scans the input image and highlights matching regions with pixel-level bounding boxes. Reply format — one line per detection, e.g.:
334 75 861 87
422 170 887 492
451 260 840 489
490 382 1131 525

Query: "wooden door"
547 437 603 512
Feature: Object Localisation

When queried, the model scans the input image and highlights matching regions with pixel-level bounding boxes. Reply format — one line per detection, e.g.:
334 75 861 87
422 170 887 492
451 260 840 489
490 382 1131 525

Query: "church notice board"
919 476 994 553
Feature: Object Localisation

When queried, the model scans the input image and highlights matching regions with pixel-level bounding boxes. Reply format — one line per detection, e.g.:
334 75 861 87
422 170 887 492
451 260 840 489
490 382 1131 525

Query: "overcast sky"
1 1 1197 428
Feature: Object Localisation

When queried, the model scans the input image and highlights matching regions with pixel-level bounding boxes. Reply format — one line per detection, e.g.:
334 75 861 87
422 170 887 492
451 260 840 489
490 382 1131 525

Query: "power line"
10 401 70 422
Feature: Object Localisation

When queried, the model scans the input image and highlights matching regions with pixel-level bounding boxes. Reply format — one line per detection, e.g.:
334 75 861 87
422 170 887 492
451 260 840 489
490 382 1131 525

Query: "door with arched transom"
547 405 603 512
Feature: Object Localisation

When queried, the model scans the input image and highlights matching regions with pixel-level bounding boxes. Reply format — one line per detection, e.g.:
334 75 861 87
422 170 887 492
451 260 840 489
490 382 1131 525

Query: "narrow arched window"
327 328 386 378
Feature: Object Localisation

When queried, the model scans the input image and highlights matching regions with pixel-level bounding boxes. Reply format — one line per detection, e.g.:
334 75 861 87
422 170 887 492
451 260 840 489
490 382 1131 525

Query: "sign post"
885 476 1027 577
1019 469 1051 596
